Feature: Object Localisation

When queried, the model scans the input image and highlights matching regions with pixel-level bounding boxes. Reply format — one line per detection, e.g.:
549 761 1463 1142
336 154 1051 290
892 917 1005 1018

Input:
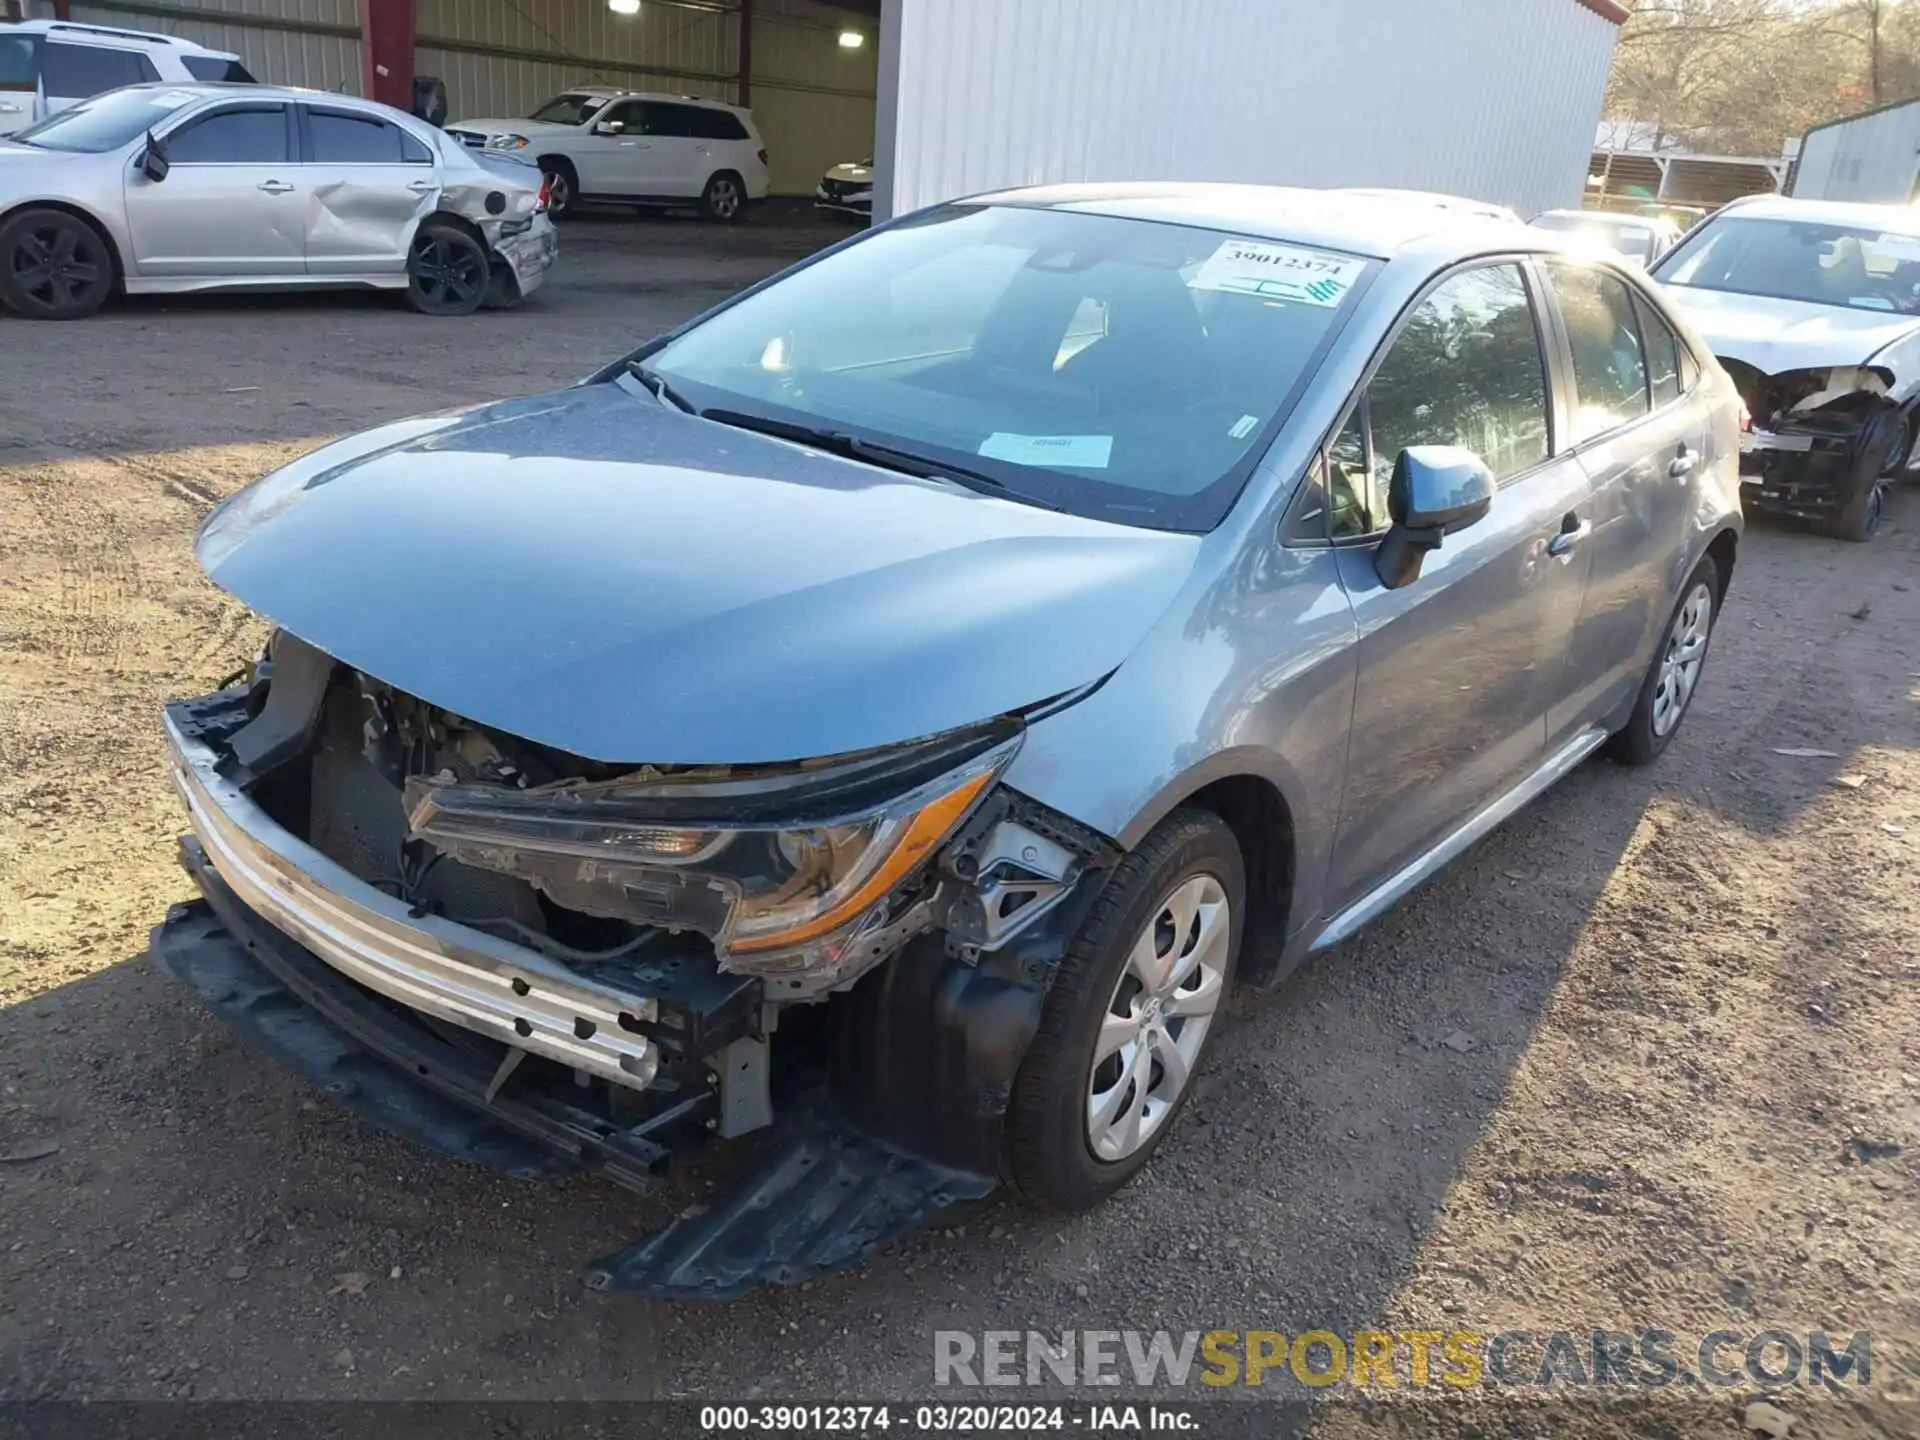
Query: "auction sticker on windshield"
978 433 1113 468
1190 240 1366 307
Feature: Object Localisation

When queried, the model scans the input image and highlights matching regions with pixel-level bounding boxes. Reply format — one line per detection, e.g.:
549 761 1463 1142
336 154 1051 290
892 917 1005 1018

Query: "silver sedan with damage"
0 83 557 319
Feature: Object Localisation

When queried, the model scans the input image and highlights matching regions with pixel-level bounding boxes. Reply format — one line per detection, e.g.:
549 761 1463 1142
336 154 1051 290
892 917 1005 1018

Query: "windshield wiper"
622 360 695 413
700 407 1062 510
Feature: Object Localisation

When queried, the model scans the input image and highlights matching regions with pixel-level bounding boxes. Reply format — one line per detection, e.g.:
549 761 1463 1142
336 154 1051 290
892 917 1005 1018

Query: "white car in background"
446 88 769 222
815 157 873 219
0 19 253 136
1530 208 1682 267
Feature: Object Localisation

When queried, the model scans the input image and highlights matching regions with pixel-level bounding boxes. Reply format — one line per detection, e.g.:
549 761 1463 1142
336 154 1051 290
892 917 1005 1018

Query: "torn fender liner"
586 1101 993 1298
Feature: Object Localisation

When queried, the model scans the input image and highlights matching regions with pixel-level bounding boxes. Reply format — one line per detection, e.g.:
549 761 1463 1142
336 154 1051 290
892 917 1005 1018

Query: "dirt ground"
0 209 1915 1438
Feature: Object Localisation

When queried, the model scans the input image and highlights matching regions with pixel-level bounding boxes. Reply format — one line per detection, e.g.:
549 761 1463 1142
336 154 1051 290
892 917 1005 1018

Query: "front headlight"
487 134 531 150
403 729 1017 979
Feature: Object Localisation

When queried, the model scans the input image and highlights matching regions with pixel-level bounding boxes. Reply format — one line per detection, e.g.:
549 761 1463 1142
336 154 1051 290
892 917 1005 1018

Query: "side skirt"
1309 725 1610 952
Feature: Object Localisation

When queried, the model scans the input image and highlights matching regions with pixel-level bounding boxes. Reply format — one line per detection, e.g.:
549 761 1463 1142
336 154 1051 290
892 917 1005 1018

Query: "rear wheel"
406 221 489 317
0 208 115 320
700 170 745 223
1005 809 1243 1210
1608 554 1720 766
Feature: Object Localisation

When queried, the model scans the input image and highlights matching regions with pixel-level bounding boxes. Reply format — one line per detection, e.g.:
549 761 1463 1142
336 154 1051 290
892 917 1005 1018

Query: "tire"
539 158 577 220
1005 808 1244 1211
699 170 746 223
406 221 489 317
0 207 116 320
1607 553 1721 767
1823 411 1901 542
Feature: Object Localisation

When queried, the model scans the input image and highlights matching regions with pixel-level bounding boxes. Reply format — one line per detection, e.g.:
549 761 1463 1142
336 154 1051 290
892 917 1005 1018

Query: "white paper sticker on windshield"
1229 414 1260 440
1189 240 1366 306
978 433 1112 468
1875 234 1920 262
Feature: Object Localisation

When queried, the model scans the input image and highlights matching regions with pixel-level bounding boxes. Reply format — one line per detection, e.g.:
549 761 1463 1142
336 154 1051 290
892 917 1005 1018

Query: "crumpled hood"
197 384 1202 765
824 163 873 186
1663 284 1920 380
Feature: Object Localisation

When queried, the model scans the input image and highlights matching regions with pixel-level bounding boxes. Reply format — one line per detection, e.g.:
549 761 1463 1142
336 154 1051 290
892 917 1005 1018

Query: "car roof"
969 182 1539 261
1 18 227 53
1714 193 1920 233
557 85 749 114
102 81 405 113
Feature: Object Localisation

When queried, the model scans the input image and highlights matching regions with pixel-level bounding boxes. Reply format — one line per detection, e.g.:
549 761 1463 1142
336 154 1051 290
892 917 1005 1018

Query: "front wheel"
406 222 489 317
0 207 116 320
699 171 745 223
1005 809 1243 1210
1608 554 1720 766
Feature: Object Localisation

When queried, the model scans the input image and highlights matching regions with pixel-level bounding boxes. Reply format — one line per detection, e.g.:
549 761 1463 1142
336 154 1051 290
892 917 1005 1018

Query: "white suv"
0 20 253 136
447 88 769 222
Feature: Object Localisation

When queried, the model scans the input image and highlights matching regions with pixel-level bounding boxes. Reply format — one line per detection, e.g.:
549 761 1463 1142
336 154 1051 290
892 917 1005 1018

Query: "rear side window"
691 106 747 141
1366 263 1552 499
181 56 258 84
166 104 287 163
1633 293 1683 407
0 34 36 93
1550 262 1652 442
637 102 699 137
40 41 158 98
308 109 409 163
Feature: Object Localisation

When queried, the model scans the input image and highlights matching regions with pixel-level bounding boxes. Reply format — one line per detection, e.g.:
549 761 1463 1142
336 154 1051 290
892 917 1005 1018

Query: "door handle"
0 102 21 114
407 180 436 192
257 180 295 195
1668 450 1698 479
1546 517 1592 558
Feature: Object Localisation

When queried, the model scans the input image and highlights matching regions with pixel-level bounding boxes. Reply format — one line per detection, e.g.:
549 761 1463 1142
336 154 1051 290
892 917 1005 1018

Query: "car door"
0 32 36 136
650 101 712 196
572 99 663 195
37 39 157 115
298 104 437 275
1324 260 1598 908
123 101 304 278
1540 260 1709 741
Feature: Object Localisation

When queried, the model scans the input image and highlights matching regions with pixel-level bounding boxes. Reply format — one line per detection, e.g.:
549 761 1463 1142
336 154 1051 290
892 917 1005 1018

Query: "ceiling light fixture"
609 0 640 14
838 29 864 48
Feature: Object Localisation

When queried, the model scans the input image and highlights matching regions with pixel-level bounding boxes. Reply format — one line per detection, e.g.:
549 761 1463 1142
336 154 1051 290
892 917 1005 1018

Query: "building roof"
1576 0 1630 23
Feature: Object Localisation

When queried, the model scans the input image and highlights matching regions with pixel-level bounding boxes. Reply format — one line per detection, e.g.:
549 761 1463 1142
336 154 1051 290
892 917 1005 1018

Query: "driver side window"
1323 263 1550 539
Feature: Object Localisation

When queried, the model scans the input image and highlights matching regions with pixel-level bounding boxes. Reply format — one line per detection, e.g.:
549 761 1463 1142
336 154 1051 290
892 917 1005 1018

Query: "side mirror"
592 119 623 136
141 128 170 183
1373 445 1496 590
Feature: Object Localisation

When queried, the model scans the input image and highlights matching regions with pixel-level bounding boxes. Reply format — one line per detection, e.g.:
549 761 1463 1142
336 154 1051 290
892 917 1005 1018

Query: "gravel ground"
0 208 1915 1438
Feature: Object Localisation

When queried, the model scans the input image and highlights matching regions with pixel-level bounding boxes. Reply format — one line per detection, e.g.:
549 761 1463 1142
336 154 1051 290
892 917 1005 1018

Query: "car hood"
447 117 575 139
196 383 1203 765
824 163 873 185
1662 284 1920 379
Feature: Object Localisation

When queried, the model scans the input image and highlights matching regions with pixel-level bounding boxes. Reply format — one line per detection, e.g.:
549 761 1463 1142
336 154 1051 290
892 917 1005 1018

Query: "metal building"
31 0 1623 207
1788 98 1920 205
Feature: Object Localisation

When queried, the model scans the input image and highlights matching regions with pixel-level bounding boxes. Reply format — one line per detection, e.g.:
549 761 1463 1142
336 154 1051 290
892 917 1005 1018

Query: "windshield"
642 204 1372 531
528 92 610 125
12 86 200 153
1532 212 1660 263
1653 215 1920 315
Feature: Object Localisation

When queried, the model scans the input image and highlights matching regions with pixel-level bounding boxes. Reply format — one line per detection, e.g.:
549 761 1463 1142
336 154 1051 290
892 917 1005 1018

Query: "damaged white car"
1652 194 1920 540
0 83 557 320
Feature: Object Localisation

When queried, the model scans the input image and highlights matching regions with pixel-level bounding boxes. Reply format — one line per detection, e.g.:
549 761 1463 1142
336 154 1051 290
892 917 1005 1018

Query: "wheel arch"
1703 525 1737 602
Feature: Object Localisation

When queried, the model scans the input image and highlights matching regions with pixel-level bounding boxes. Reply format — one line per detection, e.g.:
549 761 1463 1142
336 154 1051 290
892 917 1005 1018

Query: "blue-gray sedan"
151 183 1743 1295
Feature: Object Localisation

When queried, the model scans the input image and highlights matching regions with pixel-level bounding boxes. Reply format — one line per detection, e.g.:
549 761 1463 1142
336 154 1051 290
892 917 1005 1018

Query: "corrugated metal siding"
884 0 1617 219
751 0 875 193
1790 102 1920 203
71 0 360 91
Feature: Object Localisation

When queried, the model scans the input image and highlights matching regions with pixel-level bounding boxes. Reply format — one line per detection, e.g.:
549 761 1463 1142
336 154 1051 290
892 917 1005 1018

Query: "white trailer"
1790 99 1920 204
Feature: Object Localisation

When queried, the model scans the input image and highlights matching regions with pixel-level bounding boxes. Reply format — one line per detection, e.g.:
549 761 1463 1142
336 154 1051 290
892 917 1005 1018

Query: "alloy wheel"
1651 580 1713 738
545 170 571 215
409 232 486 314
708 177 741 219
1086 874 1230 1162
8 220 105 315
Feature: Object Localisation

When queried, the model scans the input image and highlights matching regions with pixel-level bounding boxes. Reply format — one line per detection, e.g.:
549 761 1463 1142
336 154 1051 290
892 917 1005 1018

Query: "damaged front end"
1723 359 1905 523
151 629 1115 1295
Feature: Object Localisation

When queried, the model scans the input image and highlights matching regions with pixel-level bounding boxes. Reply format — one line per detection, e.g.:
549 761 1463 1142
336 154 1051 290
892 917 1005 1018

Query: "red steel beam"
738 0 754 107
359 0 415 111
